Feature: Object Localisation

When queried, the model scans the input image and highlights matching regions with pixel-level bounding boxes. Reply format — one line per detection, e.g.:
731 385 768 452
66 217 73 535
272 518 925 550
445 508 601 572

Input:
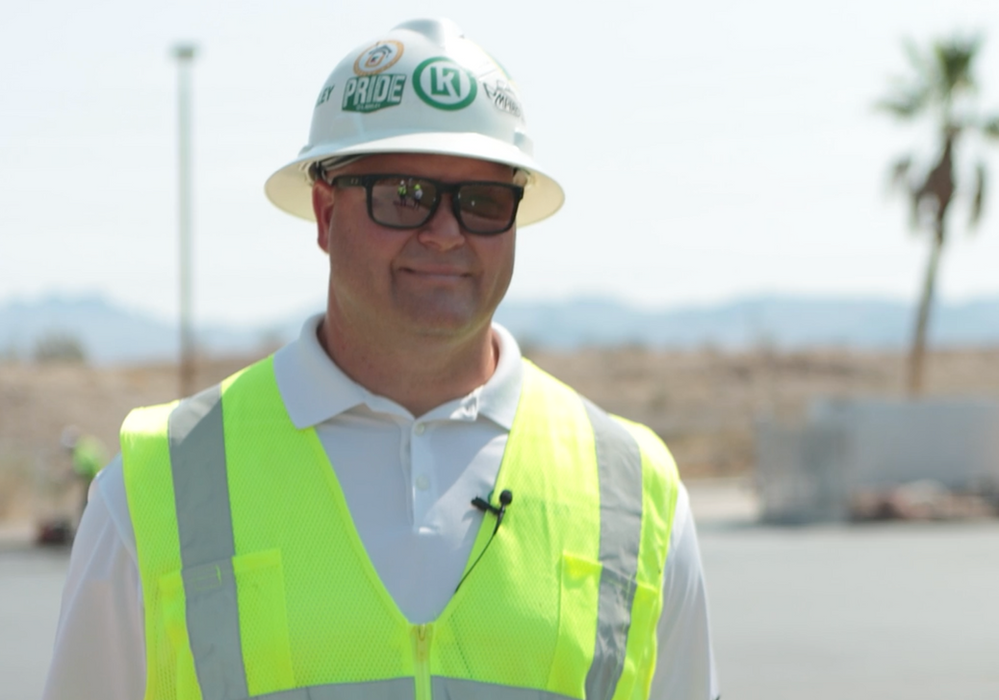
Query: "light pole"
173 43 197 398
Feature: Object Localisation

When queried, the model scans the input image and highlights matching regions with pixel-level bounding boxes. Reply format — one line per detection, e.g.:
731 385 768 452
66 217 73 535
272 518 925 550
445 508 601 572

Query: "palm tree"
878 34 999 395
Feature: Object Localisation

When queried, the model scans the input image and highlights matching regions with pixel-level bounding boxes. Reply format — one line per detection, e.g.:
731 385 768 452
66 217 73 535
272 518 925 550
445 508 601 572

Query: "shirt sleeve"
42 456 146 700
648 483 720 700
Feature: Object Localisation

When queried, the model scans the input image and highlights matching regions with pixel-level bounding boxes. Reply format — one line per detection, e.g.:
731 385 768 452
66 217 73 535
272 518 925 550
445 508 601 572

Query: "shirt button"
415 474 430 491
414 423 426 436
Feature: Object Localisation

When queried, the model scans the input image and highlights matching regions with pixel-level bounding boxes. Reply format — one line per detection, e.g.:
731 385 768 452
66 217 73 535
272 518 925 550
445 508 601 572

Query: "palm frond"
908 184 923 232
981 115 999 139
932 35 981 98
889 156 913 189
876 88 930 118
969 161 986 229
877 39 933 118
884 156 923 230
902 38 928 76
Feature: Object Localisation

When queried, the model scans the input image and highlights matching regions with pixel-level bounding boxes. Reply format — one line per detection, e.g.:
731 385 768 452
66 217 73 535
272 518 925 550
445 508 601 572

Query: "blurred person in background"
60 425 108 521
44 19 718 700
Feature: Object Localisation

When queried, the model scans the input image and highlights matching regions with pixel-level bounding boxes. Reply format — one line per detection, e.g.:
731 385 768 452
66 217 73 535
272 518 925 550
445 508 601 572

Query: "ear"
312 180 336 253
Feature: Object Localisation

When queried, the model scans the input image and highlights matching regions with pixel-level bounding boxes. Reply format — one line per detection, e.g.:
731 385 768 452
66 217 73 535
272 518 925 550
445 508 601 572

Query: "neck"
317 314 498 417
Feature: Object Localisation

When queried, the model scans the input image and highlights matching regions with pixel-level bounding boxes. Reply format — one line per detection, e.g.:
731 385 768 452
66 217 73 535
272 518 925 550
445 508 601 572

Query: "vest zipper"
413 623 433 700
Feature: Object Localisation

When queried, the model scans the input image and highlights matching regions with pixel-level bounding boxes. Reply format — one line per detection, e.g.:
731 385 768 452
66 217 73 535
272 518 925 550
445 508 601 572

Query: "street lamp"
172 43 197 398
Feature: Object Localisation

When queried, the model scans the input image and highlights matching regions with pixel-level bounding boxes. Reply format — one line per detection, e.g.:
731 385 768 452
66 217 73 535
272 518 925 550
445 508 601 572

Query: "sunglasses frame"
326 173 525 235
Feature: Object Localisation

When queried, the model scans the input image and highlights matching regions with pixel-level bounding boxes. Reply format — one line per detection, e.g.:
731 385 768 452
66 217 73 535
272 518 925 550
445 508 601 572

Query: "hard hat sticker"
353 41 404 76
343 74 407 113
413 57 477 111
483 80 522 117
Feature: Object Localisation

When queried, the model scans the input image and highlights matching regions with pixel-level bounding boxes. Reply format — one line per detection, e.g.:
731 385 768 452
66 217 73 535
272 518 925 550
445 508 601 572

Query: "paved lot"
4 481 999 700
0 545 68 700
699 520 999 699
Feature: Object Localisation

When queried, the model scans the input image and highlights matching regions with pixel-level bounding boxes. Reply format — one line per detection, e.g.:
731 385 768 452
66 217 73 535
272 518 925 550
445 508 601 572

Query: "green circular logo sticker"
413 57 477 111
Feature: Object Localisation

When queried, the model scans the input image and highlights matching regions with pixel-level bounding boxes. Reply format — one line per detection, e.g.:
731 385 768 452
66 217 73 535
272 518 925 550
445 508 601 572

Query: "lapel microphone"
471 488 513 534
455 489 514 593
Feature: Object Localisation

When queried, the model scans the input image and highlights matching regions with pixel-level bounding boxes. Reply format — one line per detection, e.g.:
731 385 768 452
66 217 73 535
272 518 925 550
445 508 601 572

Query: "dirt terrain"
3 345 999 523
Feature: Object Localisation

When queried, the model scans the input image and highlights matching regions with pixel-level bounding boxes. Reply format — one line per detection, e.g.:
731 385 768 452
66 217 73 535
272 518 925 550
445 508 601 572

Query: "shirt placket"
410 420 436 530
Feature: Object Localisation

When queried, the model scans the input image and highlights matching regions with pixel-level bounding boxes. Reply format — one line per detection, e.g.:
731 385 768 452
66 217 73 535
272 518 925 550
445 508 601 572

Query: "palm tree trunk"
906 225 944 396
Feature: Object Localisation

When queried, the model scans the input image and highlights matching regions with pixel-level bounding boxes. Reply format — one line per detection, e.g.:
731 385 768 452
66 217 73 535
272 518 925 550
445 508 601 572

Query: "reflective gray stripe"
257 678 414 700
433 677 574 700
169 385 248 700
170 385 235 564
582 400 644 700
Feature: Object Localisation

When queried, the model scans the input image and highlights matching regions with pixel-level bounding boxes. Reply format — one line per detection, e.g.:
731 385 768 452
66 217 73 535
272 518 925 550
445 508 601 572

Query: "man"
44 18 719 700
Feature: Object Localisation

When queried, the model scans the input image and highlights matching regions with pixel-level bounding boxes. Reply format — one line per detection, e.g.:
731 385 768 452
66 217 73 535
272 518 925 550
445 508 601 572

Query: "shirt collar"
273 314 523 431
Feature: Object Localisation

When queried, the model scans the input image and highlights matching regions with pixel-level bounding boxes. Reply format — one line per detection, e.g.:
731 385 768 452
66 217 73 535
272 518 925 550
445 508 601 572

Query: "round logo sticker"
353 41 404 76
413 57 477 111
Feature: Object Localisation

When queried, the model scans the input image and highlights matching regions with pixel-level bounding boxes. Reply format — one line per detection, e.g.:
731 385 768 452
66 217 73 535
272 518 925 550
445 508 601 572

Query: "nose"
416 192 465 251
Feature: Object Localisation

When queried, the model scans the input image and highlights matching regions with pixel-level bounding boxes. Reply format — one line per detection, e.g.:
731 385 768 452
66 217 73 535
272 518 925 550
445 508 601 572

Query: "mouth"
400 266 470 281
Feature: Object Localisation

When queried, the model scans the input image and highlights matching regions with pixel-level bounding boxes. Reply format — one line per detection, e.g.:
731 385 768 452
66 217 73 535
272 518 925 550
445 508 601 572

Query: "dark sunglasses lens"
457 184 519 234
369 177 437 227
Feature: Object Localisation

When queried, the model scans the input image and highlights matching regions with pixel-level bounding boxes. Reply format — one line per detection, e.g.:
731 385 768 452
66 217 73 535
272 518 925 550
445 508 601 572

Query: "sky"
4 0 999 327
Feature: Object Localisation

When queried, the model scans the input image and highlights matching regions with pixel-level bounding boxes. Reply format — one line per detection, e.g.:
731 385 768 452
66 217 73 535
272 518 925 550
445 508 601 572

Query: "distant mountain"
1 293 998 365
0 294 308 365
495 296 999 349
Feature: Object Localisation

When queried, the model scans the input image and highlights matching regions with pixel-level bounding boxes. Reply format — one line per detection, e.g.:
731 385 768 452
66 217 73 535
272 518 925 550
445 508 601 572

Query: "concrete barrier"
757 398 999 523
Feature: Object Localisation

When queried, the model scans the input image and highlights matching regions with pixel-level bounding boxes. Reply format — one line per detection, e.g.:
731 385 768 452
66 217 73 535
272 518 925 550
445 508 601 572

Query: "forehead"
340 153 515 182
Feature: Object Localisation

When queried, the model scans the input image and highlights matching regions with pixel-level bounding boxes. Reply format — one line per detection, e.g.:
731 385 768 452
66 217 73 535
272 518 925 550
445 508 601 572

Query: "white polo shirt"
43 316 719 700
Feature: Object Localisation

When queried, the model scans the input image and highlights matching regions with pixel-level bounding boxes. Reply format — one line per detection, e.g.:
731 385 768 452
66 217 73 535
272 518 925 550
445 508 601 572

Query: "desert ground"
3 344 999 524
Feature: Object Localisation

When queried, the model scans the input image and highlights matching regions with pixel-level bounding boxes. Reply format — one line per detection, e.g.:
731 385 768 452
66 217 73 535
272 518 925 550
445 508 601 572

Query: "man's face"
312 153 518 344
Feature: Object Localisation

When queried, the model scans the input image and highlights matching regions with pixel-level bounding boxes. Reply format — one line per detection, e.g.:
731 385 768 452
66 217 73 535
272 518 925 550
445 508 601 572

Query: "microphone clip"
456 489 515 593
472 489 513 530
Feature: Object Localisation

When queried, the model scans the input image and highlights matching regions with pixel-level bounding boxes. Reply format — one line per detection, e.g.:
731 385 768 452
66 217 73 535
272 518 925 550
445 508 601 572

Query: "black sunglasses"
325 173 524 235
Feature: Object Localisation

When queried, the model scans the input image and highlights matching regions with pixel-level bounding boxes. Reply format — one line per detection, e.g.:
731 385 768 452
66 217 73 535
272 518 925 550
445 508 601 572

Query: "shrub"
33 331 87 364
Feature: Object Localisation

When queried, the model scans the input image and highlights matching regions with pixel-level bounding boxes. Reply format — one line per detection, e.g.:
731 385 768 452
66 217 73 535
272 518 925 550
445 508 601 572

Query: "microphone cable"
454 489 513 593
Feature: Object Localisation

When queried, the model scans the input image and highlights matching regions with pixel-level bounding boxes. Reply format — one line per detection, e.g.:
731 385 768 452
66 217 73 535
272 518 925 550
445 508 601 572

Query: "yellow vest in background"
72 435 108 478
121 357 679 700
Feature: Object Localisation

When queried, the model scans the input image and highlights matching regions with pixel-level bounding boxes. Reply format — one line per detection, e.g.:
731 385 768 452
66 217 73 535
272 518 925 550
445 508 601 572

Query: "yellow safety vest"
121 357 679 700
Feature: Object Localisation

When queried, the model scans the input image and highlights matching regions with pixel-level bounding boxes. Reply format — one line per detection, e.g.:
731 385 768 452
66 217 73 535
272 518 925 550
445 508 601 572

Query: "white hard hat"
265 18 564 227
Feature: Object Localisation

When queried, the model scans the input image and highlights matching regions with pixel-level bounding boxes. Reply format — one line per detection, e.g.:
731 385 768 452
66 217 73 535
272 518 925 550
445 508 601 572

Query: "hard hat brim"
264 132 565 228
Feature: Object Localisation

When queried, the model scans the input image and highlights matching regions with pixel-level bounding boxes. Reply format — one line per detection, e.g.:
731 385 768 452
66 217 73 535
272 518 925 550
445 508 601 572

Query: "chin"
397 304 491 338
